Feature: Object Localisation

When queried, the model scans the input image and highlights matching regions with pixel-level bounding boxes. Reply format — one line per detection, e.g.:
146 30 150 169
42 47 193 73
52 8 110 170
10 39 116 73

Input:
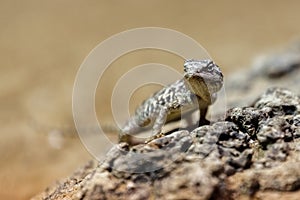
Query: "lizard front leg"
199 107 210 125
197 96 210 126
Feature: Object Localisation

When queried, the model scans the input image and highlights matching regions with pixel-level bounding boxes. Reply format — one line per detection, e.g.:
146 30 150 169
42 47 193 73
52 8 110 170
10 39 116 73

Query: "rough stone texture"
34 44 300 200
33 87 300 200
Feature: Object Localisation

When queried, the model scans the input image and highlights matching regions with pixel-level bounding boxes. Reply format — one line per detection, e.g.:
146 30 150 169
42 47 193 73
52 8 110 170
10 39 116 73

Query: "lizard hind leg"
119 117 141 143
145 107 168 143
119 116 151 144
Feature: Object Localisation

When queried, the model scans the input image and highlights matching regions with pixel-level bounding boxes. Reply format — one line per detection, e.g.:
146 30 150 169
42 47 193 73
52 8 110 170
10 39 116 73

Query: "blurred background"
1 0 300 199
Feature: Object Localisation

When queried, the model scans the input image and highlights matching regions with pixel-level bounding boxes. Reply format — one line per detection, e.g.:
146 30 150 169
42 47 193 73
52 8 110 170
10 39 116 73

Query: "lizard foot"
145 132 166 144
199 118 210 126
119 134 147 146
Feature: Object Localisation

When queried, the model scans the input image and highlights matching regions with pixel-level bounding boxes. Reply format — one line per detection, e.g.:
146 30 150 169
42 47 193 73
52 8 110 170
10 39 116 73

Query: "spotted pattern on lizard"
120 59 224 144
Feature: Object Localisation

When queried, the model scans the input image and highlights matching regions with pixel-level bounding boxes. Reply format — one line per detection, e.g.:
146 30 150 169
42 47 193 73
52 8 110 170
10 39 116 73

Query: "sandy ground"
1 0 300 199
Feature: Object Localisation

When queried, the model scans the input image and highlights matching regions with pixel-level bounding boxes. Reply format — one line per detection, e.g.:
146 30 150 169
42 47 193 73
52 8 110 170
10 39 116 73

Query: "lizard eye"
205 61 215 72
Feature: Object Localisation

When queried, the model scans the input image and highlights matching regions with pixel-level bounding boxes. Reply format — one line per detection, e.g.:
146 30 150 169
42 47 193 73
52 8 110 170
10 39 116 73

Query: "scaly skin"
119 59 223 144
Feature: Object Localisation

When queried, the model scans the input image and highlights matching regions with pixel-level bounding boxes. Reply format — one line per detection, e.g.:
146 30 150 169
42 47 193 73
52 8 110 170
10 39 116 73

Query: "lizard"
119 59 224 144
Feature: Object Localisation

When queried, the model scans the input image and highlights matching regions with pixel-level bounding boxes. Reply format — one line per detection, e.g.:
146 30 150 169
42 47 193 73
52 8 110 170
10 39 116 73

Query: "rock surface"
34 44 300 200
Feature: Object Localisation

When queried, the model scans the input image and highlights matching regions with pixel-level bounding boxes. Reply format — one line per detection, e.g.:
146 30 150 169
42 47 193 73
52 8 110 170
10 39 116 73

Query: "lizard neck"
184 77 212 104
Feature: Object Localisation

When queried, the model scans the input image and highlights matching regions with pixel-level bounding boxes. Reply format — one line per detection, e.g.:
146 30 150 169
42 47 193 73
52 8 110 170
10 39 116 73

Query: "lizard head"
183 59 223 103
